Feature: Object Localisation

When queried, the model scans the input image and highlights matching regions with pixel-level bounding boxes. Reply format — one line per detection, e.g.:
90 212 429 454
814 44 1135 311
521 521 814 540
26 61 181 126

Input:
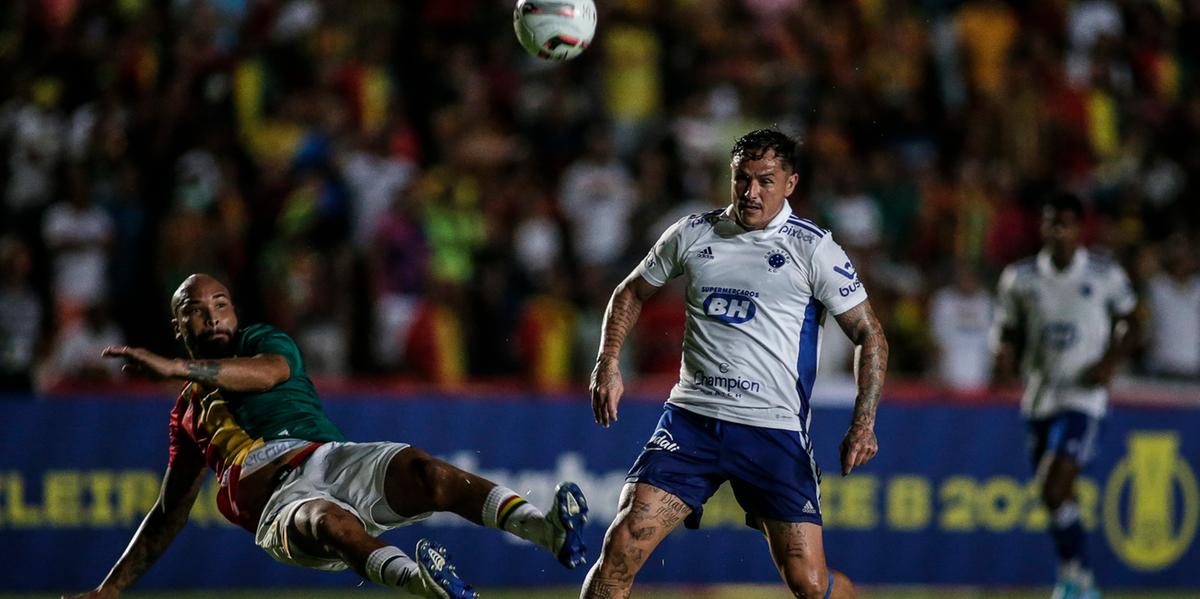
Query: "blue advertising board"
1 396 1196 592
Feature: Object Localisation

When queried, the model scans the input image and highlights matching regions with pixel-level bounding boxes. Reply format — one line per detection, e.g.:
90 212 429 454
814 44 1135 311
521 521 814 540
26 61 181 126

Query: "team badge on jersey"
764 249 792 272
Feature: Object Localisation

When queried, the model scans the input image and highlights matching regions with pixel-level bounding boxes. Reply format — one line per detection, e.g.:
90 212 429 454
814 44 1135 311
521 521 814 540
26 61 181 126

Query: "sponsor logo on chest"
701 286 759 324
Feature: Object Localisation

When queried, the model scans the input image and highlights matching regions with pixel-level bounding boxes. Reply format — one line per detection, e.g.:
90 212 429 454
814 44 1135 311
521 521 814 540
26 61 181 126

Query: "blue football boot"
547 481 589 568
414 538 478 599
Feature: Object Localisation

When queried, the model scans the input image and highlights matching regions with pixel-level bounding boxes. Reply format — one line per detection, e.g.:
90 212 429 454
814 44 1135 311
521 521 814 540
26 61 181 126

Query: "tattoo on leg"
589 580 626 599
185 360 222 386
630 525 657 541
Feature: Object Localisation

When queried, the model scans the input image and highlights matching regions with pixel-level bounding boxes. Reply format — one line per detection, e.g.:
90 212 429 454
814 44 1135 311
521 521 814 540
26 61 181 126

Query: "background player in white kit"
992 193 1140 599
581 129 889 599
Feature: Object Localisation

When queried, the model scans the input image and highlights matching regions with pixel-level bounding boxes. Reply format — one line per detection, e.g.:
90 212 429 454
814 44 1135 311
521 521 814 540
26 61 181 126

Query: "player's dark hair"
1043 191 1085 219
730 128 798 171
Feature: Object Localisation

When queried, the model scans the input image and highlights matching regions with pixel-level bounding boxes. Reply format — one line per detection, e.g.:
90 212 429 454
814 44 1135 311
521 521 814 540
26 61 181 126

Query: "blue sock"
1050 502 1088 570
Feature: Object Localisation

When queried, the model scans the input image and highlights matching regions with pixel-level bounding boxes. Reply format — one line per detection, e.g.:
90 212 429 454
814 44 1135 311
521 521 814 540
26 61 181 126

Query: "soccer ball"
513 0 597 62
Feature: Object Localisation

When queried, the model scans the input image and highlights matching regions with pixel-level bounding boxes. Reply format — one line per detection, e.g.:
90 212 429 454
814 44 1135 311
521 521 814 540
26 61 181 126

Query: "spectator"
930 263 994 391
341 131 417 250
559 128 638 274
42 172 113 326
369 188 429 370
3 78 64 228
44 303 124 386
1144 238 1200 379
0 237 42 392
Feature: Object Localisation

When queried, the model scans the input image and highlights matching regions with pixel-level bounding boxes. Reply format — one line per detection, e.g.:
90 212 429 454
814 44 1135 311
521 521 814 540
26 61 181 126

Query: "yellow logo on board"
1103 432 1199 571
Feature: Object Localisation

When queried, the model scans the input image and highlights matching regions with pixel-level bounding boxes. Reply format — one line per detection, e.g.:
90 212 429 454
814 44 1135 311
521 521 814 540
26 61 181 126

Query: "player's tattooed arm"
183 360 221 386
176 354 290 392
834 300 888 475
591 273 660 427
835 300 888 427
102 346 290 392
72 463 206 598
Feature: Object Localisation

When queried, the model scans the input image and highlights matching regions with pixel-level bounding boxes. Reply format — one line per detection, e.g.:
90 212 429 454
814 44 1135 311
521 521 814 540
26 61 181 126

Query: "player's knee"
782 562 828 599
406 451 456 510
298 502 359 544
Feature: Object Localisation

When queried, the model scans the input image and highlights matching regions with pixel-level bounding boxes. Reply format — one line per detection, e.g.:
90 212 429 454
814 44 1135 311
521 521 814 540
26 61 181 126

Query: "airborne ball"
513 0 597 62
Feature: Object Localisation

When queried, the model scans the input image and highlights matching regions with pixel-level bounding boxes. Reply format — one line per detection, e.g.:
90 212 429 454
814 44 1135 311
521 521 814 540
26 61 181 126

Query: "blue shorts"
1026 411 1102 469
626 404 822 529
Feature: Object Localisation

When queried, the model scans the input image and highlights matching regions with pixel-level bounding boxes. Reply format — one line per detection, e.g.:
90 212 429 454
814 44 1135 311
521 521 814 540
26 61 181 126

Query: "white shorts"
254 441 431 570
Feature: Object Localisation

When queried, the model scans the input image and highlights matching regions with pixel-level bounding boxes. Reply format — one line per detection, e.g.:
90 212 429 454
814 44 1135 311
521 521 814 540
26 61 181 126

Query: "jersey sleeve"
167 392 204 470
809 235 868 315
634 217 688 287
239 325 304 375
1106 264 1137 317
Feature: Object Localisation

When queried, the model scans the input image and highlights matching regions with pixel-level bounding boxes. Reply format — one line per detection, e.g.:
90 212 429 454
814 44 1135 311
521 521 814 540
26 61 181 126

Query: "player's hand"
590 356 624 428
101 346 183 380
839 421 878 476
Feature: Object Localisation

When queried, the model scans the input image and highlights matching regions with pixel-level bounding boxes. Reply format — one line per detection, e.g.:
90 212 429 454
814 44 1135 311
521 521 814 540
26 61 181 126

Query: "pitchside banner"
0 396 1196 592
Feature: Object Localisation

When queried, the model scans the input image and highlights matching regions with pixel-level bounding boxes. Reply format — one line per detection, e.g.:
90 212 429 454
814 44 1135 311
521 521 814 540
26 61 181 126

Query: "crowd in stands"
1 0 1199 395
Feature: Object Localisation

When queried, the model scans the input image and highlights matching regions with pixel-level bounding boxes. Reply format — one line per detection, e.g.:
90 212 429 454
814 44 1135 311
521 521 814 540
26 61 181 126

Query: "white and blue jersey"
993 249 1137 420
635 205 869 432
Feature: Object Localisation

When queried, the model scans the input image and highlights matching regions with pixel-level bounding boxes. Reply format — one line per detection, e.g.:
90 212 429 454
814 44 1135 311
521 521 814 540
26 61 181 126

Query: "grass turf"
9 588 1197 599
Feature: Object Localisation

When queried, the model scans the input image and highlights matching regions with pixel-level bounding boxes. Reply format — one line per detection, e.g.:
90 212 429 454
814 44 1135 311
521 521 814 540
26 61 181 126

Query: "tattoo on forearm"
837 303 888 427
185 361 222 386
598 288 643 361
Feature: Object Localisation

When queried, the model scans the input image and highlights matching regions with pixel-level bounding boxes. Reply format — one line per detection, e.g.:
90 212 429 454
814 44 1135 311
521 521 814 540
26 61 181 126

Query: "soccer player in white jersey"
581 129 889 599
992 193 1140 599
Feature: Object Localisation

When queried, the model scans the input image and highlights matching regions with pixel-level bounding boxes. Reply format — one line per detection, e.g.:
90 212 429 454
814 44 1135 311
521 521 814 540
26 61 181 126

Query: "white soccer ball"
513 0 597 62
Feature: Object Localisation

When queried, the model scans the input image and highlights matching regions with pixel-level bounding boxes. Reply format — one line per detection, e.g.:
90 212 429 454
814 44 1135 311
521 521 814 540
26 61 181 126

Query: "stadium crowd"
1 0 1199 394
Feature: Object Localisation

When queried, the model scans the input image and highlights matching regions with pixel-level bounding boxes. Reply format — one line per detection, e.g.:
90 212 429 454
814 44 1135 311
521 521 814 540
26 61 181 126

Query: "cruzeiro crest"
764 249 791 272
1103 432 1199 571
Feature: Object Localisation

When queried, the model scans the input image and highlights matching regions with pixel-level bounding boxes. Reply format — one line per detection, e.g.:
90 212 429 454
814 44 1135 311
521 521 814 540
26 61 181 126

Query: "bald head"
172 273 229 314
172 273 238 358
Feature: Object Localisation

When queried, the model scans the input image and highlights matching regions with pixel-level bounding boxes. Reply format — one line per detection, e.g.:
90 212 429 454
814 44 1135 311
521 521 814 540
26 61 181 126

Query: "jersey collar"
1037 248 1086 278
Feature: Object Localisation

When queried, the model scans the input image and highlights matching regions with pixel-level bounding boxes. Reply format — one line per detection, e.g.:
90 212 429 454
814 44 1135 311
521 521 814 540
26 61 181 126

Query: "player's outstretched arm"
102 345 290 392
64 462 207 599
833 299 889 476
590 272 660 428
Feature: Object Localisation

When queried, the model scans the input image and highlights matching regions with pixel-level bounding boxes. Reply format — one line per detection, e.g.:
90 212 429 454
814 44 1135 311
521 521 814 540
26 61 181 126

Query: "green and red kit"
166 324 345 530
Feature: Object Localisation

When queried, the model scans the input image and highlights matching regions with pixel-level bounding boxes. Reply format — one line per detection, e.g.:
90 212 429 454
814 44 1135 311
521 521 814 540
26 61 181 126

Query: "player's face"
730 149 798 230
1041 207 1081 255
172 280 239 358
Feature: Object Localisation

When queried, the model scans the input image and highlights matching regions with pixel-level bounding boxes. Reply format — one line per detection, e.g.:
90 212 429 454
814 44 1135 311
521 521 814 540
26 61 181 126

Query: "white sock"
365 546 419 589
1052 502 1081 528
482 485 553 551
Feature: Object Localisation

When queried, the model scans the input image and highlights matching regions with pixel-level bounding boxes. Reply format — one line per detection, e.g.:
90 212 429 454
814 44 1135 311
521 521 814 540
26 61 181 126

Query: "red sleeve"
167 390 204 470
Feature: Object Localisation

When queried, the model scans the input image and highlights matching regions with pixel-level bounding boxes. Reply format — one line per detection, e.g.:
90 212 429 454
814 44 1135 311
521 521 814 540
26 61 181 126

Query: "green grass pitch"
6 587 1196 599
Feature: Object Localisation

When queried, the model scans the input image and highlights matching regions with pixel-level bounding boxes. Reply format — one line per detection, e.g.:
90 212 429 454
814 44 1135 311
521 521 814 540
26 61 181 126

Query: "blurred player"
583 129 889 599
65 274 588 599
992 193 1140 599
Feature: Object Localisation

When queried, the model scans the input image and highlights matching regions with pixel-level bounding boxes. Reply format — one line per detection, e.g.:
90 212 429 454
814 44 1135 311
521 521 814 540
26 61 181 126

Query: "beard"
188 329 235 359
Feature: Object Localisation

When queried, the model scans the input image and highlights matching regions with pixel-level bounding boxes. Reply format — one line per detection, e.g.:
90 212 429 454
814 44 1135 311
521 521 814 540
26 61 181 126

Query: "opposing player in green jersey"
65 274 589 599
